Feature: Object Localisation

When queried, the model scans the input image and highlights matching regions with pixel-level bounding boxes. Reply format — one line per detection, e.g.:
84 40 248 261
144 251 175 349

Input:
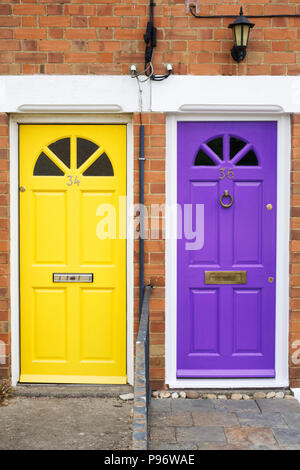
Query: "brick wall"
0 0 300 388
0 1 300 75
0 113 9 380
133 113 166 390
290 115 300 388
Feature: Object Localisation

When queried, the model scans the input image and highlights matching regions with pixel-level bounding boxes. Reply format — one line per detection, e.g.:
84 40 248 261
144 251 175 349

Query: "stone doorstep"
13 384 133 398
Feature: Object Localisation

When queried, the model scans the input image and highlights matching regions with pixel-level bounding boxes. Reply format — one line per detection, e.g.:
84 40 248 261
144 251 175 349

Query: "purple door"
177 121 277 378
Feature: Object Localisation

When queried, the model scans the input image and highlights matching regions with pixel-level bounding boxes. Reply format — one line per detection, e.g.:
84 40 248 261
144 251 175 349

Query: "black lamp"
228 7 255 63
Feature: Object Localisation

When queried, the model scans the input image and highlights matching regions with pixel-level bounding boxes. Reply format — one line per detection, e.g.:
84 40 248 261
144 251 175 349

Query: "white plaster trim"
10 113 134 387
0 76 150 113
166 113 290 389
152 76 300 114
292 388 300 404
0 76 300 114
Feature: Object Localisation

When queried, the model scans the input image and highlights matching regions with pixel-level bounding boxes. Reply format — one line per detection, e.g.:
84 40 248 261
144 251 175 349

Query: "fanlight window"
33 137 114 176
194 135 259 167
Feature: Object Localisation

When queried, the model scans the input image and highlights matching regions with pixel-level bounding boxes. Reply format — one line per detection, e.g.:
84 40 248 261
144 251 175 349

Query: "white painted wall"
292 388 300 404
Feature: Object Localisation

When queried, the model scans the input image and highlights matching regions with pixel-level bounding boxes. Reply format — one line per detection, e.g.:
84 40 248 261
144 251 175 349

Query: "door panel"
33 191 67 264
177 121 277 378
20 124 127 384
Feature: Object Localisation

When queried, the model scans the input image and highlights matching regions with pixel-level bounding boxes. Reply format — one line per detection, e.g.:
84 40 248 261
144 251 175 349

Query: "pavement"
0 385 133 450
149 395 300 450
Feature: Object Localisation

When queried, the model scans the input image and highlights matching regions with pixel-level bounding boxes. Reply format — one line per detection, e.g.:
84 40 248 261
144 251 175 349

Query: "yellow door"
19 124 127 384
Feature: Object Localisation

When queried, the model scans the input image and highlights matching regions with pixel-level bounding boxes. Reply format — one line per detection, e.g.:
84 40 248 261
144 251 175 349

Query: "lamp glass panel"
242 24 250 46
234 24 242 46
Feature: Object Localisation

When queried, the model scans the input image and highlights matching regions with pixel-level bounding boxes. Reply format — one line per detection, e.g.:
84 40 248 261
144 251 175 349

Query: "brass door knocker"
220 190 233 208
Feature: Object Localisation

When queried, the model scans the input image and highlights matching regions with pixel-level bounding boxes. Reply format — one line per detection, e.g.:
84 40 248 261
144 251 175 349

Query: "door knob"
19 186 26 192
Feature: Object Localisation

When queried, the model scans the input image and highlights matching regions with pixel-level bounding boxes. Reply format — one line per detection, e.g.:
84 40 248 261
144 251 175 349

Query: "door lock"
19 186 26 192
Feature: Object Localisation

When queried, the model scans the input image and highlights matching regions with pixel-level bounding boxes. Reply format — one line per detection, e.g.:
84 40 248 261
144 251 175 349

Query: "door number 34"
66 175 80 186
218 169 234 180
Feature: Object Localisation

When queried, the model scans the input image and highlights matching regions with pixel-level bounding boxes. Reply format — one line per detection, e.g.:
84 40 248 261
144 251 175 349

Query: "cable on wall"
189 5 300 19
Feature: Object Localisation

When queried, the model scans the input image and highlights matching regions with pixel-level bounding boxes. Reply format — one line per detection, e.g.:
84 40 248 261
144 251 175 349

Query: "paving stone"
149 412 171 427
279 445 300 450
150 426 176 444
196 443 250 450
192 411 239 427
190 399 216 410
215 399 260 413
281 413 300 430
150 442 197 450
225 427 277 448
236 411 288 428
272 429 300 446
150 399 171 413
168 411 193 427
170 399 214 412
176 426 226 444
251 445 280 450
256 398 300 415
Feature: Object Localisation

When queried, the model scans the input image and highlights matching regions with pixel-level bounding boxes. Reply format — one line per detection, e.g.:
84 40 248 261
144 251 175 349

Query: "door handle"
220 189 233 208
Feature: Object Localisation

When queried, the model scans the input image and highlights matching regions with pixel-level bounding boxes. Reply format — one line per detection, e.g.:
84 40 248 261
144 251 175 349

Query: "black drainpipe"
139 117 145 319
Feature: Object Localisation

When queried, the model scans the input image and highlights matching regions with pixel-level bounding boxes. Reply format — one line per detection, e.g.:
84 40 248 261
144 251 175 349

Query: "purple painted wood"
177 121 277 378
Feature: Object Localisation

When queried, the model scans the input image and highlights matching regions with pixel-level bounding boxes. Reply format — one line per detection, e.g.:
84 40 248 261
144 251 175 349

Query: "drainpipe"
139 119 145 319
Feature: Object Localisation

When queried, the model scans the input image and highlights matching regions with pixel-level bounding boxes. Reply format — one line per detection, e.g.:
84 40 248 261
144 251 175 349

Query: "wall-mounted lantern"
228 7 255 63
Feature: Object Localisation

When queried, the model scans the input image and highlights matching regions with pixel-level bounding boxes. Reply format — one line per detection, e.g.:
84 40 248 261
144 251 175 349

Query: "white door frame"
166 112 291 389
10 113 134 386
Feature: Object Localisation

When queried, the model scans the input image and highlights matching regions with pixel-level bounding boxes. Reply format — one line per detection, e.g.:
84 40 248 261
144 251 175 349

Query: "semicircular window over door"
194 134 259 166
33 136 114 176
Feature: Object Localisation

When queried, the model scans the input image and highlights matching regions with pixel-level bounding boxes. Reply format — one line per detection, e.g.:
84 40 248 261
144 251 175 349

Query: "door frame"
10 114 134 386
166 113 291 389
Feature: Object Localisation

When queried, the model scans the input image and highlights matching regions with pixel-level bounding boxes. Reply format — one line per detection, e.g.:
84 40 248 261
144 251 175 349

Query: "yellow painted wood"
19 125 127 384
19 375 127 385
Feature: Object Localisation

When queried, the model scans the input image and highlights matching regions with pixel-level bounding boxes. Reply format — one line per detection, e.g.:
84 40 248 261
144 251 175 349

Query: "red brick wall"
0 0 300 388
133 113 166 390
0 113 9 380
0 1 300 75
290 115 300 388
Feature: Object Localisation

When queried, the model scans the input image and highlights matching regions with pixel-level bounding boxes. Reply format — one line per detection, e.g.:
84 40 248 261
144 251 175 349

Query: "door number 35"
66 175 80 186
218 169 234 180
